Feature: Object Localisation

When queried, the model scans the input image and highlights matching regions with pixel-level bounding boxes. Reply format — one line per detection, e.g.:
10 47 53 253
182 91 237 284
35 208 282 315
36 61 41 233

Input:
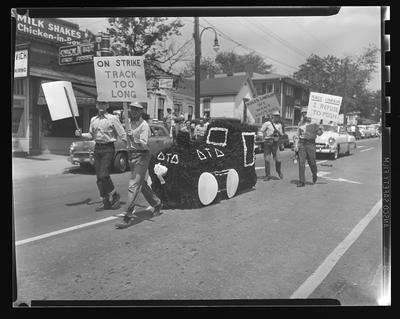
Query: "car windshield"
322 125 338 132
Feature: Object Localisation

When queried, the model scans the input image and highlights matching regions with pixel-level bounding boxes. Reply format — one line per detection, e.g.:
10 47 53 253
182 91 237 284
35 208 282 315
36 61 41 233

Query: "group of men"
164 108 209 142
75 100 161 229
260 107 323 187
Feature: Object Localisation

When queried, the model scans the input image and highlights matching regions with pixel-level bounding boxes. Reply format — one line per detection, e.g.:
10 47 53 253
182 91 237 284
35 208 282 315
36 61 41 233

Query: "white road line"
290 199 382 299
360 147 374 152
15 216 118 246
357 145 366 148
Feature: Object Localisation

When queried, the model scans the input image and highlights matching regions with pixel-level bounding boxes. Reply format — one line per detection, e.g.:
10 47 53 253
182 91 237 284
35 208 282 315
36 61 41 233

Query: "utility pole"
194 17 201 119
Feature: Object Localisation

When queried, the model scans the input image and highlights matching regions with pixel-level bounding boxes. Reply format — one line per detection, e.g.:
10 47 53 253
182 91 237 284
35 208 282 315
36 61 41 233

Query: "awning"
30 66 96 87
37 82 97 106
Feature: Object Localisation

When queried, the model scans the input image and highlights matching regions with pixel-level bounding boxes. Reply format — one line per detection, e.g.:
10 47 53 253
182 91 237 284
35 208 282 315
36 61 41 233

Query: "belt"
299 138 315 143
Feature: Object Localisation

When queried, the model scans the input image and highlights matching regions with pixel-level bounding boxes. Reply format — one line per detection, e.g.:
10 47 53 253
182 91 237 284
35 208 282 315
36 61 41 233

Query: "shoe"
95 199 111 212
263 176 271 181
152 202 162 217
115 214 134 229
109 192 121 209
312 174 318 184
297 182 305 187
114 211 131 218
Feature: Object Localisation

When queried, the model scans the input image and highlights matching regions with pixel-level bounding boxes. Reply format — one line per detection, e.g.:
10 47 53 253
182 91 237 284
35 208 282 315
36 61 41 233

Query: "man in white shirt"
260 110 284 181
115 102 162 229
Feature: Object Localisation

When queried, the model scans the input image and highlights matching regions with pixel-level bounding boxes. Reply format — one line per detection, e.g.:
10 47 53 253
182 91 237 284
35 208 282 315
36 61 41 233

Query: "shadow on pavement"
114 210 159 230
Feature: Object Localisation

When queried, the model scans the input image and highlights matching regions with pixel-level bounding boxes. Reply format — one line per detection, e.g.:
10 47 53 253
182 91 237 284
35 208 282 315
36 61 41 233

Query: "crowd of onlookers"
163 108 211 143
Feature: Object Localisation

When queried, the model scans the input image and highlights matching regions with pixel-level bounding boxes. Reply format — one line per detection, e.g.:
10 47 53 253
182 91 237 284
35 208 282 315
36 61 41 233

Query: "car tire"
113 152 128 173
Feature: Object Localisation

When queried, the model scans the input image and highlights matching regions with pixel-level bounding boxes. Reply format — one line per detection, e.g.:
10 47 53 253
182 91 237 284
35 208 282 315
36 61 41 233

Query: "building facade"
13 14 97 156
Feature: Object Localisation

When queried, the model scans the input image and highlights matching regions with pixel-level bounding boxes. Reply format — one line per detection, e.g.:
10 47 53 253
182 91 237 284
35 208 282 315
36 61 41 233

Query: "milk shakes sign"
307 92 342 124
93 56 147 102
16 15 82 45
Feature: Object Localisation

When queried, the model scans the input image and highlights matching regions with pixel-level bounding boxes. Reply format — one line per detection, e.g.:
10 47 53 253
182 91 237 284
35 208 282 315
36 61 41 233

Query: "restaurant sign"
16 14 83 45
59 42 100 65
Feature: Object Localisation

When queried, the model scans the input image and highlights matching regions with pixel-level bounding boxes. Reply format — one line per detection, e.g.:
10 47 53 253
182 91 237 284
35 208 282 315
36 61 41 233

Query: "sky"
63 6 385 91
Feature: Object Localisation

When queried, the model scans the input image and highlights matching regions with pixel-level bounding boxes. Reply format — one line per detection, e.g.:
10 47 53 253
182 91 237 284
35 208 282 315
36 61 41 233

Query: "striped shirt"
82 113 126 144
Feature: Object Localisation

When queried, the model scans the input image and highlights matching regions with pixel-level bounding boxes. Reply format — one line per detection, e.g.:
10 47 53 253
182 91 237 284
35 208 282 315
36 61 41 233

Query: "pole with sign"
63 87 80 131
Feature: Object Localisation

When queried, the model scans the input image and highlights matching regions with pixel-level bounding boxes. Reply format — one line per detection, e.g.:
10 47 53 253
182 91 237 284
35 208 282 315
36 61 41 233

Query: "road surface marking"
255 160 328 170
360 147 374 152
16 216 118 246
317 171 362 184
357 145 366 148
290 199 382 299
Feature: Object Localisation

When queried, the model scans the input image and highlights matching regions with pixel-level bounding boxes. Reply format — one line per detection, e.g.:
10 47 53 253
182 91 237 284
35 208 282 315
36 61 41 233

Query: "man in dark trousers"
294 107 323 187
115 102 162 229
260 110 284 181
75 100 127 211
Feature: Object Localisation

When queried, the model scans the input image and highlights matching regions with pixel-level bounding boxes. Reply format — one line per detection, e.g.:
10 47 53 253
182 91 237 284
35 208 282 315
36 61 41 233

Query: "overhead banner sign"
245 92 280 122
93 56 147 102
14 49 28 78
41 81 79 121
307 92 342 124
16 14 83 45
159 78 173 89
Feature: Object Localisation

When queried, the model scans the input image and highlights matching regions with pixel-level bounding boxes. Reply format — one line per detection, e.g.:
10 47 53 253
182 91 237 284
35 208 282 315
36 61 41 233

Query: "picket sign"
307 92 342 124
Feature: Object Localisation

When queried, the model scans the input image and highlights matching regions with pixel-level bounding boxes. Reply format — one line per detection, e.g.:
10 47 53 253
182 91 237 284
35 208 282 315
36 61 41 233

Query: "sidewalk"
12 153 77 181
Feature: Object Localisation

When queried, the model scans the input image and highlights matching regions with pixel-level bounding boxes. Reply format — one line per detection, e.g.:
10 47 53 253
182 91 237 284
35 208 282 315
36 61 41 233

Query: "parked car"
358 125 371 139
315 125 357 160
347 125 362 140
367 124 378 137
68 114 173 173
284 126 298 148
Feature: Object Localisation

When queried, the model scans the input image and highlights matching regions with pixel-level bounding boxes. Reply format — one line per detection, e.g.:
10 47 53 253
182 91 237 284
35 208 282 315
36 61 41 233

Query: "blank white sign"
41 81 79 121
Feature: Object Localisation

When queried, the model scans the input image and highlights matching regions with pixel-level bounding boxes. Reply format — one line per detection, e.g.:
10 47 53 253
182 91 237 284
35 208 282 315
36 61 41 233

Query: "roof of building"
178 75 256 97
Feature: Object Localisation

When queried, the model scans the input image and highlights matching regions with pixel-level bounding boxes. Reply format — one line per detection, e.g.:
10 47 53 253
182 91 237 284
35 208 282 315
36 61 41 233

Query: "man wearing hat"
294 107 323 187
115 102 162 229
260 110 284 181
75 101 126 211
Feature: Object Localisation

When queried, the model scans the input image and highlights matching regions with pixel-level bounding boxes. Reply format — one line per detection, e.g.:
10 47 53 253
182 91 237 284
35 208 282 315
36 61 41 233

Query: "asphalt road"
13 138 383 305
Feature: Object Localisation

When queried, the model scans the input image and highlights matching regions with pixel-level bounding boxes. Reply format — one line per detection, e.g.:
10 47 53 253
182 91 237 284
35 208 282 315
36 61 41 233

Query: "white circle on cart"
226 169 239 198
198 172 218 206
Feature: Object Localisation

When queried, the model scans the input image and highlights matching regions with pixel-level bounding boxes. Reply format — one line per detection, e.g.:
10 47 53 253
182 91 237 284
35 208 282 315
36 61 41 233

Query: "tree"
182 57 222 77
107 17 191 82
293 45 380 118
215 51 273 74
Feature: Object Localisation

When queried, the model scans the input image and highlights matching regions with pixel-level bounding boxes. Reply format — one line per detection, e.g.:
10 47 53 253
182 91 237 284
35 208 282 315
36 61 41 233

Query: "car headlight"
70 143 76 152
328 137 336 145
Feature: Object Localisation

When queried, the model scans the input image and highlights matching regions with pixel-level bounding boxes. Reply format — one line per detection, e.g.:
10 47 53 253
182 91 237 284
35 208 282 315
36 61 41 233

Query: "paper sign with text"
245 93 280 122
159 78 173 89
307 92 342 124
93 56 147 102
41 81 79 121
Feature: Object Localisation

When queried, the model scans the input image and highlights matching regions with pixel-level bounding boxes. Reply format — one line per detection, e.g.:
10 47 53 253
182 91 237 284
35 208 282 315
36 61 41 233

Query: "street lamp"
194 18 220 119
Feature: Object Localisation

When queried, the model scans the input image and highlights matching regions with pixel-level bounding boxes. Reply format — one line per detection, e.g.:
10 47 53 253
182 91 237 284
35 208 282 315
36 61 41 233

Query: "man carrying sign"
115 102 162 229
75 101 127 211
294 107 323 187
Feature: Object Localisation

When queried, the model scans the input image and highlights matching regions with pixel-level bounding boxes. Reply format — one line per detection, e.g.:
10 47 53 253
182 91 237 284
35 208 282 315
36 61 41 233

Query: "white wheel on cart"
198 172 218 206
226 169 239 199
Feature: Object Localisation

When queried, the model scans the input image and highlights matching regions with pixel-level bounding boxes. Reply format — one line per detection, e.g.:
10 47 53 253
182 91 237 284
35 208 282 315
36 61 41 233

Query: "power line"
243 17 309 59
201 17 299 74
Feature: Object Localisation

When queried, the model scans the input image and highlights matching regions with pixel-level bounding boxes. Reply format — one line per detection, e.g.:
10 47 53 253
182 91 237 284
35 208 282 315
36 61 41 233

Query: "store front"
13 15 97 156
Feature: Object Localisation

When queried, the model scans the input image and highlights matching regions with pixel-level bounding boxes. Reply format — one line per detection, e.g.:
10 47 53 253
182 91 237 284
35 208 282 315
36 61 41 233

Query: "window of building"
302 91 309 101
285 106 294 120
203 98 211 113
12 78 27 137
157 97 165 120
255 83 265 95
286 84 294 97
266 84 274 93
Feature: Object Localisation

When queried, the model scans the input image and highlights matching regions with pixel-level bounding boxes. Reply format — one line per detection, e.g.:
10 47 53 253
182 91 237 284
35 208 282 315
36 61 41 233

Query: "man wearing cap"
294 107 323 187
115 102 162 229
260 110 284 181
75 101 126 211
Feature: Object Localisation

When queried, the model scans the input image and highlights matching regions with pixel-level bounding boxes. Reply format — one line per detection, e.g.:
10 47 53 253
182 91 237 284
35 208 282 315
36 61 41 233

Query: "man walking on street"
75 100 126 211
260 110 284 181
294 107 323 187
115 102 162 229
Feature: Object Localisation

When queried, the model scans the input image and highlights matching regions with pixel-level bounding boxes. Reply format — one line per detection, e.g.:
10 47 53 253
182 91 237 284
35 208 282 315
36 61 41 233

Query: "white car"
315 125 357 160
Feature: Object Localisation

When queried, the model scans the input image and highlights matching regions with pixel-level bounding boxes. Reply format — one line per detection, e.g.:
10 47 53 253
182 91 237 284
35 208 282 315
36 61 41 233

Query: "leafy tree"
293 44 380 119
182 57 222 77
215 51 273 74
107 17 190 82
